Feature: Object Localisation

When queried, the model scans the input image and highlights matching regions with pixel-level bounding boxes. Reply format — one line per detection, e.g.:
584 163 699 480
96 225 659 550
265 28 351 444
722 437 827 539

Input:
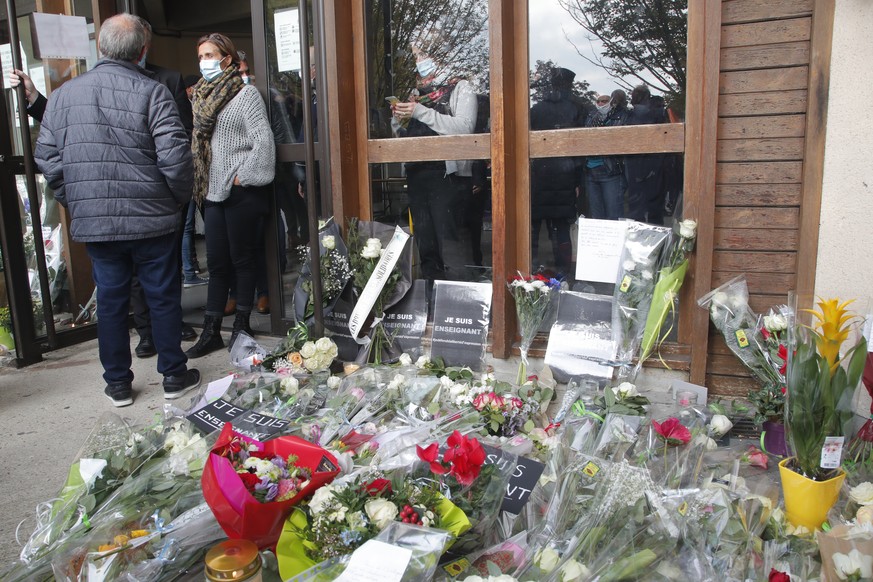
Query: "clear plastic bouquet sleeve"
293 218 352 324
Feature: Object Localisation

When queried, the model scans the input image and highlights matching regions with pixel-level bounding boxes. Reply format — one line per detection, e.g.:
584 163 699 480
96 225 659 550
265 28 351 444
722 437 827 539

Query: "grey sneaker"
163 368 201 400
104 382 133 407
183 275 209 288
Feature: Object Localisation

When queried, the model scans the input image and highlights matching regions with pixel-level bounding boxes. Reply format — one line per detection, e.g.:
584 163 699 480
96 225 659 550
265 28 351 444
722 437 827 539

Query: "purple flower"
272 455 287 470
255 477 278 502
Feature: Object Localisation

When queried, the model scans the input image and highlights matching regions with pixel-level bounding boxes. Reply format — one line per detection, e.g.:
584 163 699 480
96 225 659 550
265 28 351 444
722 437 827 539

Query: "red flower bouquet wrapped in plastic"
202 423 340 548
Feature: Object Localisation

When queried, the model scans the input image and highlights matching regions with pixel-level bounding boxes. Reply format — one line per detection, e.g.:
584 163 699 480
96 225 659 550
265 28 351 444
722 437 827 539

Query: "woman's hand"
233 176 241 186
393 100 417 120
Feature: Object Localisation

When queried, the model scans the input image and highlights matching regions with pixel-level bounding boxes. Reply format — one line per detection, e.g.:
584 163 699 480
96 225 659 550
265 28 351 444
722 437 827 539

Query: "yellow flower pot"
778 457 845 531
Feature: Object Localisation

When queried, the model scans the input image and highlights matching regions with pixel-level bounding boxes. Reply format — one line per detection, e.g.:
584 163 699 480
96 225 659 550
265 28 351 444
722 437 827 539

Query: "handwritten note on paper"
334 540 412 582
575 218 629 283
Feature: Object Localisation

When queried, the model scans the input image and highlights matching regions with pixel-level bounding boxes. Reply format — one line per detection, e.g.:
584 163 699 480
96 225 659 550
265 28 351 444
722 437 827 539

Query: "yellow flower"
806 298 856 374
289 352 304 367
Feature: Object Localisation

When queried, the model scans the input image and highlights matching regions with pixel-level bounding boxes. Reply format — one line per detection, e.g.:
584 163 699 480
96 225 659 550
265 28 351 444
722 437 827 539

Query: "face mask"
597 102 611 115
200 59 222 81
241 75 250 85
416 58 437 78
138 51 147 68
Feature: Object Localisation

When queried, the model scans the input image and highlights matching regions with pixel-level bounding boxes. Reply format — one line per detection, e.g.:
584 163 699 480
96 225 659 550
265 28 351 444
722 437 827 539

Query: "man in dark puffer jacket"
34 13 201 407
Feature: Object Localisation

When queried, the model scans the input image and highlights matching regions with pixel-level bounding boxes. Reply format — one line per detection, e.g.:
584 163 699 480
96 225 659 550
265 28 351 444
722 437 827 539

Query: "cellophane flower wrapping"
288 522 451 582
817 524 873 582
634 412 707 489
612 221 671 381
201 423 340 549
638 219 697 369
507 273 560 381
845 351 873 481
293 218 352 324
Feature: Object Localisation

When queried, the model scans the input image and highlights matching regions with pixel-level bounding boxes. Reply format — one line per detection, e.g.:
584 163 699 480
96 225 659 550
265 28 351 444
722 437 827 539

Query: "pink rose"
743 446 769 469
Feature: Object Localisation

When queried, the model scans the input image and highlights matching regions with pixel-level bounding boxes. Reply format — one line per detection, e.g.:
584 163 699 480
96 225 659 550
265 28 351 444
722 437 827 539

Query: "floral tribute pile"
6 288 873 579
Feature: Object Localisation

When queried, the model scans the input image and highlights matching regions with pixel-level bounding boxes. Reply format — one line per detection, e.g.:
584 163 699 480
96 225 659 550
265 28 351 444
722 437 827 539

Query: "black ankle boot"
185 315 224 358
229 310 254 350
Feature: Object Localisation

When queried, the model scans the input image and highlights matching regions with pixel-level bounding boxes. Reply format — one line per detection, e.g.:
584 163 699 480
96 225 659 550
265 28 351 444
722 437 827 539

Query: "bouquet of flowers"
276 471 471 579
294 219 352 323
749 306 791 425
507 273 560 384
346 219 413 364
845 350 873 481
638 219 697 369
261 322 339 375
612 221 671 381
202 423 340 548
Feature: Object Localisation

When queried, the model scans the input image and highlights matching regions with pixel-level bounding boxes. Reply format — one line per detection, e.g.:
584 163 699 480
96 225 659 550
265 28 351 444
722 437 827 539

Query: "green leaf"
523 420 535 433
490 420 499 433
486 561 502 576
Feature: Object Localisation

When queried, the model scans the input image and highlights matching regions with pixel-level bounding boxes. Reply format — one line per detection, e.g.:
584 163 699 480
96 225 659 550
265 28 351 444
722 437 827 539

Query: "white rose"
833 549 873 580
849 482 873 506
560 559 590 582
415 356 430 368
708 414 733 437
281 376 299 396
461 577 485 582
764 313 788 332
361 238 382 259
309 485 335 515
712 291 729 307
364 498 398 530
679 219 697 239
440 375 455 388
321 235 335 250
304 357 320 372
857 505 873 525
315 337 334 353
535 547 560 573
398 353 413 366
493 577 517 582
623 259 636 272
612 382 639 398
300 341 317 358
327 375 341 390
694 434 718 451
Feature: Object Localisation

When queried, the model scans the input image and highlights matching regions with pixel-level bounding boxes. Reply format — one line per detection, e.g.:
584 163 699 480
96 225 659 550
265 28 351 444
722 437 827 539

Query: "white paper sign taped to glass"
30 13 90 60
348 226 410 341
274 8 301 72
545 291 616 383
575 217 629 283
430 281 493 369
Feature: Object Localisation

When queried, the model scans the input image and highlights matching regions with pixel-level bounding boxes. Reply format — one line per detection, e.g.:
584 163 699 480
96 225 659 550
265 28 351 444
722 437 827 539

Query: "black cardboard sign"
187 398 247 434
322 291 359 362
482 444 545 515
430 281 492 370
232 412 292 441
382 279 428 356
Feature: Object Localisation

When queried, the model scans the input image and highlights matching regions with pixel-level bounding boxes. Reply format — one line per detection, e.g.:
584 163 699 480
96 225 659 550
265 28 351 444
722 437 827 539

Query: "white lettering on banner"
348 227 409 341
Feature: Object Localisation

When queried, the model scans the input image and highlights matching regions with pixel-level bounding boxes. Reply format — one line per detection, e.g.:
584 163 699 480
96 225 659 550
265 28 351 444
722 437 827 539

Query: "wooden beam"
716 137 805 161
529 124 684 158
718 90 807 116
717 115 806 140
686 0 722 385
367 134 490 164
795 0 836 308
351 1 371 219
720 67 809 94
720 17 811 48
722 0 814 25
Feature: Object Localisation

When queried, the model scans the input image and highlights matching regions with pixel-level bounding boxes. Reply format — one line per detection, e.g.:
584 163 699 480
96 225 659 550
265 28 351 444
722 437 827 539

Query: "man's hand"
9 69 38 106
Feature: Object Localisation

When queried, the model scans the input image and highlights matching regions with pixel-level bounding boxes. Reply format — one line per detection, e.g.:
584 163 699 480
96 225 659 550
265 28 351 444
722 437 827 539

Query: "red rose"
652 418 691 446
744 446 769 470
769 569 790 582
778 345 789 375
761 327 771 340
247 450 271 460
238 471 261 491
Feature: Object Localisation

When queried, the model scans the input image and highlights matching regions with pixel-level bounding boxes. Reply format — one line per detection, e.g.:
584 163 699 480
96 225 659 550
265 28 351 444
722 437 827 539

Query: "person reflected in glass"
529 67 583 274
624 84 668 224
391 44 477 282
185 33 275 358
583 90 630 220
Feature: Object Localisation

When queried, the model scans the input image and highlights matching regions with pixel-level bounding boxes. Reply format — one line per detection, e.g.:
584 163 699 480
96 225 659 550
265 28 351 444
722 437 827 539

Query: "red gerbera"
652 418 691 446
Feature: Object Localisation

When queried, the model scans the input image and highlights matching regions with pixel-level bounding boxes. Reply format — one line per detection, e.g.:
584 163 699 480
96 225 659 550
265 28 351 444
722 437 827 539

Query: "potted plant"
780 298 867 530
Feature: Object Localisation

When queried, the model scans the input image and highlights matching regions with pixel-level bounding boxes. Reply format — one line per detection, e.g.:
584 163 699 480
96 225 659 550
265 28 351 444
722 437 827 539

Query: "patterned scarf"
191 64 244 204
415 77 460 109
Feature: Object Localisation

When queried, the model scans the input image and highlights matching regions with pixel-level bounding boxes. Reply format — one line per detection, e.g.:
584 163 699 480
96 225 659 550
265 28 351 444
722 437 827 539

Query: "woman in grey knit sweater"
186 33 276 358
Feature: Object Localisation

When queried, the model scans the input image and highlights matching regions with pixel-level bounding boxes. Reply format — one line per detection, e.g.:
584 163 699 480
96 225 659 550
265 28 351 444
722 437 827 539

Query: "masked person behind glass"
583 89 630 220
185 33 276 358
392 43 477 282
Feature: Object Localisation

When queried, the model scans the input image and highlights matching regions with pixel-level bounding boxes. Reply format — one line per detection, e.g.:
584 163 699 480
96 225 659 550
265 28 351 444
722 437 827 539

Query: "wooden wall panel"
722 0 813 25
720 41 809 71
718 115 806 139
714 207 800 229
713 250 797 273
716 161 803 184
721 17 811 48
720 67 809 94
718 90 807 116
714 228 799 251
716 137 805 161
715 183 802 206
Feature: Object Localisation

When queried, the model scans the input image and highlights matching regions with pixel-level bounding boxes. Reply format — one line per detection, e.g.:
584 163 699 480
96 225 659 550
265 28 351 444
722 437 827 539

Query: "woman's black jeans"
203 184 270 315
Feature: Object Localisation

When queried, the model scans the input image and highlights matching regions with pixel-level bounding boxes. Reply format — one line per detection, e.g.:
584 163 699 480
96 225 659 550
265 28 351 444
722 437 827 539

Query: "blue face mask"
416 58 437 78
241 75 251 85
138 51 147 68
200 59 223 82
